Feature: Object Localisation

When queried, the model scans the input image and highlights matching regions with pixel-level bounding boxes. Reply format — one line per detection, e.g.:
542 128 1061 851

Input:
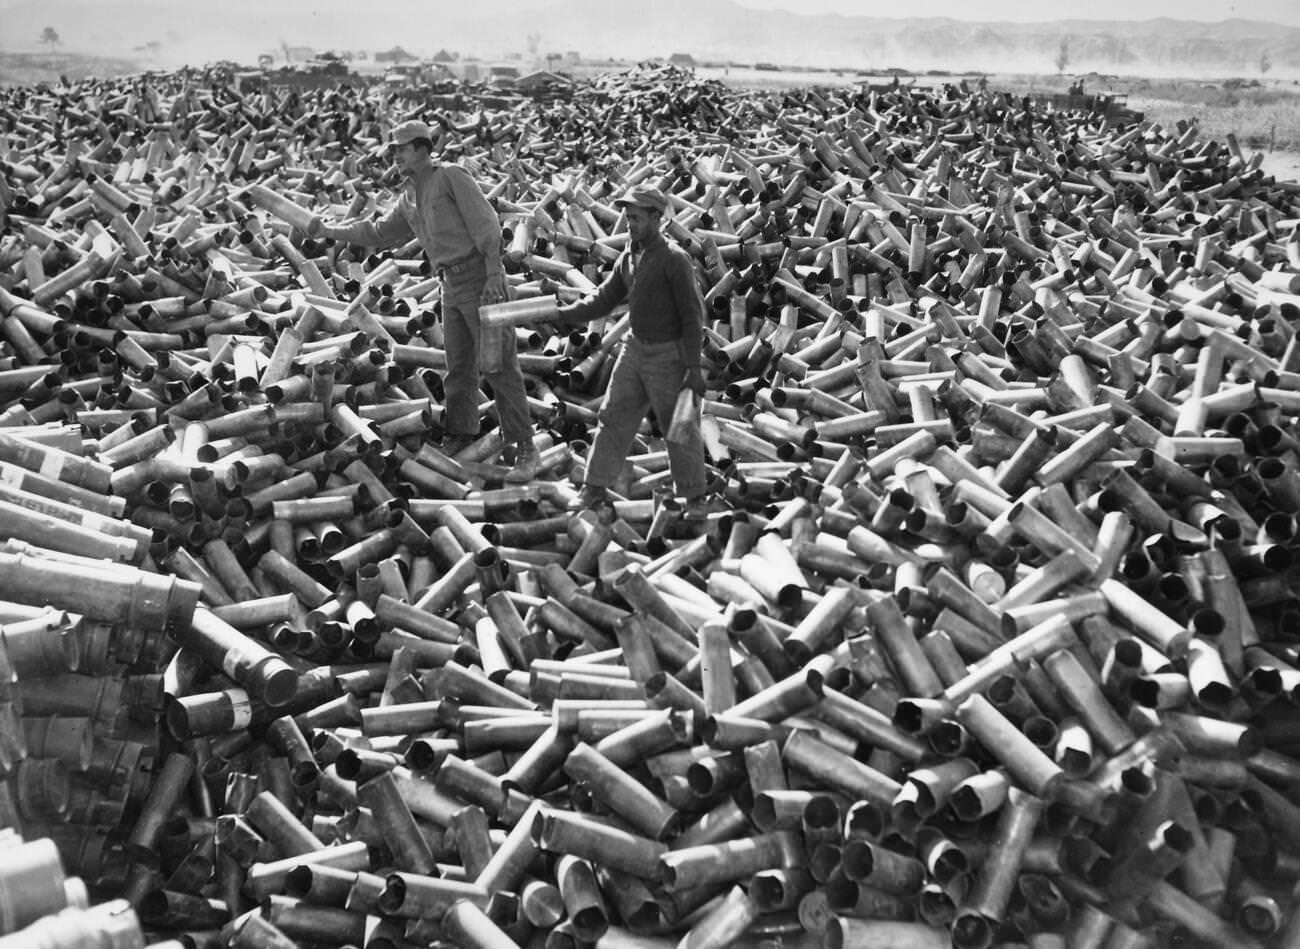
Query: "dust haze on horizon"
1 0 1297 79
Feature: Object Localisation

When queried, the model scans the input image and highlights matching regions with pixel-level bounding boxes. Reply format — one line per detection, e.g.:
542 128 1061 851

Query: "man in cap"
557 183 710 517
310 120 540 481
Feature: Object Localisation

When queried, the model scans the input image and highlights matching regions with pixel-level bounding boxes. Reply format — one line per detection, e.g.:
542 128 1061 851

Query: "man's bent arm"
562 258 629 324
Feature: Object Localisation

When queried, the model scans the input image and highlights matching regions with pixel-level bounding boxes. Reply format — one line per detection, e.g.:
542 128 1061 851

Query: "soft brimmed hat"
389 120 433 146
615 184 668 215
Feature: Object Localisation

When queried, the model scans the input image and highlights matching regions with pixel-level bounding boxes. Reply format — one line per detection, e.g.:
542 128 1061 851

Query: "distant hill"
1 0 1297 77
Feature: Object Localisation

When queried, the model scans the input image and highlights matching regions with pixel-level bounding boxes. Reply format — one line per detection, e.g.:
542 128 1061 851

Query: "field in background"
3 50 1299 182
0 50 140 87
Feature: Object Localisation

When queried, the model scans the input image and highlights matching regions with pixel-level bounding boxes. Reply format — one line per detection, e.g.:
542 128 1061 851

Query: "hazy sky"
732 0 1300 26
3 0 1297 70
4 0 1299 21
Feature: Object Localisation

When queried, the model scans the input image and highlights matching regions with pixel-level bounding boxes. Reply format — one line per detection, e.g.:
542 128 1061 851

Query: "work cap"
615 183 668 215
388 119 433 146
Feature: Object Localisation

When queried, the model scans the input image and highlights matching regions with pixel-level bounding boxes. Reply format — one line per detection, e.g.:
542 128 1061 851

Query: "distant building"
374 46 418 64
517 70 573 94
285 46 315 62
668 52 696 68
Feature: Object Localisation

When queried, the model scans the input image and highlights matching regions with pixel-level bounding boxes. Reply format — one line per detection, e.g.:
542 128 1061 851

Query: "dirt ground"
1260 150 1300 184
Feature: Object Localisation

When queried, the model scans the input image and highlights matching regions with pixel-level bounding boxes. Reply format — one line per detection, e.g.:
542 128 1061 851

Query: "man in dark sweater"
558 184 709 516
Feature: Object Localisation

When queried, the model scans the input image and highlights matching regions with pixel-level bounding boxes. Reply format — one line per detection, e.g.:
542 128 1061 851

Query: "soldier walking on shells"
311 120 541 482
556 184 714 519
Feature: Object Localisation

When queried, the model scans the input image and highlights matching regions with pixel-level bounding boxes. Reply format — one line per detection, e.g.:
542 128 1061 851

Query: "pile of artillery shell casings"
2 61 1300 949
